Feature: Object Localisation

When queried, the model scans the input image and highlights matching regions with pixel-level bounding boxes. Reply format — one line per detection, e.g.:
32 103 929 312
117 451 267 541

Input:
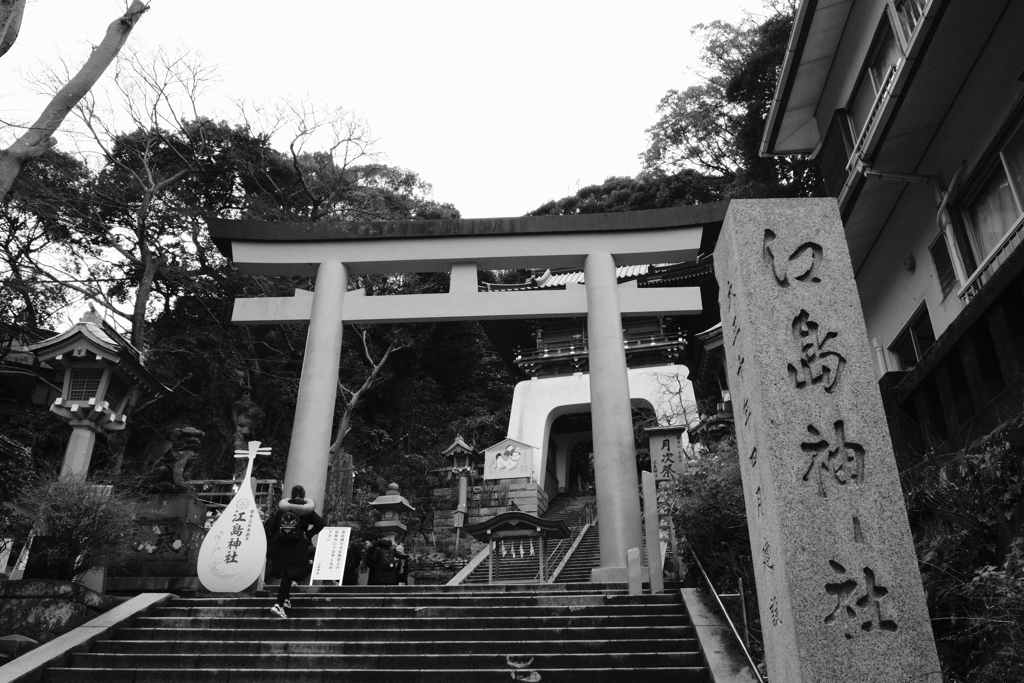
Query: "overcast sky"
2 0 763 218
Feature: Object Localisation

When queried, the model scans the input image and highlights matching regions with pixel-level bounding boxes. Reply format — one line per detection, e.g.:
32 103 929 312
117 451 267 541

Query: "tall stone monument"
715 199 940 682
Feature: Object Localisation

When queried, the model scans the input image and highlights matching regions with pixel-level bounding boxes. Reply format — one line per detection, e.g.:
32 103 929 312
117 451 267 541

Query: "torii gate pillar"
585 252 644 581
283 260 347 507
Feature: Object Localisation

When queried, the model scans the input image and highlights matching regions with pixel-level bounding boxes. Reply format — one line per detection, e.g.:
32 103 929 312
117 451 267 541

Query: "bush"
903 413 1024 682
17 477 140 580
666 432 762 659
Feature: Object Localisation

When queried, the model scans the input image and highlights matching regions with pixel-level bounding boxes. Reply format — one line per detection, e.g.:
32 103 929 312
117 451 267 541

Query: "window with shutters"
929 233 958 300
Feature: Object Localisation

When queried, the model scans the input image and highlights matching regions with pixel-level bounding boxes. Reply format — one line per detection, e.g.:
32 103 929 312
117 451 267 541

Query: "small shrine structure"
463 511 570 584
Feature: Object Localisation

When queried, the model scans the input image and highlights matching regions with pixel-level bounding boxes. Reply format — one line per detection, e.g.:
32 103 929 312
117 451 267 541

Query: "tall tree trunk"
0 1 148 200
323 334 398 521
339 449 354 510
0 0 26 59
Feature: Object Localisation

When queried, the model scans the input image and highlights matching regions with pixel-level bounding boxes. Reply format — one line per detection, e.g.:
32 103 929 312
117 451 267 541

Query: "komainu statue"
143 427 205 493
231 386 265 479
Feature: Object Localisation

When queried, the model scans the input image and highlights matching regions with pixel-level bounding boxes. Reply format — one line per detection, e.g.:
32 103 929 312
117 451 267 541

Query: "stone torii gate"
207 202 725 581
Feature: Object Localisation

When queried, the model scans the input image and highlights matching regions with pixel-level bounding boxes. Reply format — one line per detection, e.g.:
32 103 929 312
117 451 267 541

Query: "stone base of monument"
591 565 651 583
106 494 207 594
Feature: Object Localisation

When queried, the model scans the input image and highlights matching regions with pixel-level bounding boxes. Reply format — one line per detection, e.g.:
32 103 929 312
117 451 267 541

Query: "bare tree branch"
0 0 25 59
0 1 149 199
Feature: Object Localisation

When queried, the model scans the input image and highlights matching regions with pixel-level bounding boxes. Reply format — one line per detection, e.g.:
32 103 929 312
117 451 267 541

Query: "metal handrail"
547 521 593 583
689 549 766 683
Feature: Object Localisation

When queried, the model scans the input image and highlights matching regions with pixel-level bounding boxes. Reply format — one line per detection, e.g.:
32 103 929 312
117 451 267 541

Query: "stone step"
90 637 700 655
131 613 688 630
66 651 706 670
37 583 707 682
287 582 633 594
42 666 709 683
168 592 680 608
153 603 685 619
114 624 697 642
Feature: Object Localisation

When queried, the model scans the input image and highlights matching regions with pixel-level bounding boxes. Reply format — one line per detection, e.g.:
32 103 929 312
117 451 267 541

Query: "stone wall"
431 480 548 533
0 580 114 645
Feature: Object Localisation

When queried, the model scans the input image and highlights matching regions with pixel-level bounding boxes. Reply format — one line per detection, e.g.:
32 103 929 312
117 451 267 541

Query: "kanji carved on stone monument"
800 421 865 496
762 538 775 570
769 594 782 626
787 309 847 393
824 560 898 639
763 229 824 286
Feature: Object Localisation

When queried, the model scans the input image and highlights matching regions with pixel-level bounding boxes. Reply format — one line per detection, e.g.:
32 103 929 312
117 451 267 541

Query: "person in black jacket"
367 537 409 585
264 485 324 618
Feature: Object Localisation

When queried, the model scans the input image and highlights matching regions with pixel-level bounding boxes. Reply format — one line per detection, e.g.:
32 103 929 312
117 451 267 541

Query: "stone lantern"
29 307 165 478
368 482 415 544
441 435 481 528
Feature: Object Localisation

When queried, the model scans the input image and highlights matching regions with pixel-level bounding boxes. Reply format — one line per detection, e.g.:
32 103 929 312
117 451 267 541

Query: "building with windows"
762 0 1024 452
479 247 724 498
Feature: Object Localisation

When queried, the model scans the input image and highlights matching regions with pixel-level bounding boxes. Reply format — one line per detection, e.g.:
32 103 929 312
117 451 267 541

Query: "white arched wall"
506 364 696 494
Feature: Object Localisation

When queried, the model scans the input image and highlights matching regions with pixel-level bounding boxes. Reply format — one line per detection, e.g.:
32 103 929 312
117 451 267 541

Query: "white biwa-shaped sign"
197 440 269 592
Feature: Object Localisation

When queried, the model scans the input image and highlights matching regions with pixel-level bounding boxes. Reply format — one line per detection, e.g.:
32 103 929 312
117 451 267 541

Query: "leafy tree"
532 3 820 216
0 149 91 329
529 171 720 216
642 8 822 199
903 414 1024 681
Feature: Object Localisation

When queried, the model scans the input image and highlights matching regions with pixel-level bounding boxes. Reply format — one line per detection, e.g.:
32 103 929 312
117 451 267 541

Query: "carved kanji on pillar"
715 199 940 683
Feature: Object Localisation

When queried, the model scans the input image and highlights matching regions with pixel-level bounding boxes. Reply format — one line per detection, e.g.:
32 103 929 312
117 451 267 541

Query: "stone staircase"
39 584 709 682
543 493 596 523
555 523 601 582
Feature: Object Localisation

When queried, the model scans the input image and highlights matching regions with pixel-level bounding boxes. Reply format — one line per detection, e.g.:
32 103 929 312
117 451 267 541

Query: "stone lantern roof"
369 482 416 540
28 308 165 399
369 482 416 515
441 435 482 462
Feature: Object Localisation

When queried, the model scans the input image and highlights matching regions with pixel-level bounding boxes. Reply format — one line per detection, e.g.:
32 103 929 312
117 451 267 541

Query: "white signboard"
484 438 535 480
647 426 687 481
310 526 352 584
197 441 269 593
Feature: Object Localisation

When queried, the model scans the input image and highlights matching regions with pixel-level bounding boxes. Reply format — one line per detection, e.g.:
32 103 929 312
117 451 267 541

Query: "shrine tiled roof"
480 255 714 292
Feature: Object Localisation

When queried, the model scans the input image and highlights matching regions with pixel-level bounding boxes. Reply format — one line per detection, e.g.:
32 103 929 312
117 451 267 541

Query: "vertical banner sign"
310 527 351 584
715 199 939 683
197 440 269 592
646 426 687 481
